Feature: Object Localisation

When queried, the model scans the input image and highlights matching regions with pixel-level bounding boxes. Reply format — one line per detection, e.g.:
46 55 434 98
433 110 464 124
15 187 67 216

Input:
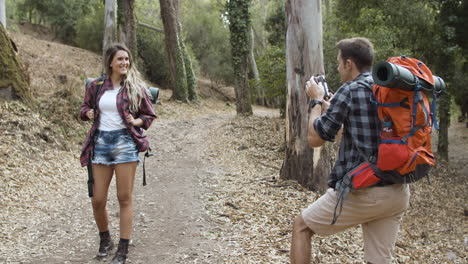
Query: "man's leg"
362 184 409 264
291 215 315 264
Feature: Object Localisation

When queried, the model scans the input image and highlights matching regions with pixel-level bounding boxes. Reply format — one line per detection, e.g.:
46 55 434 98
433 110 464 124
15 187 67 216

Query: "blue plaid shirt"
314 72 380 189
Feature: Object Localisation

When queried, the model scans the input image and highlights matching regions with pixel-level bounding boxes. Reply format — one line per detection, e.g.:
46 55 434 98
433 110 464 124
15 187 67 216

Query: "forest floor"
0 30 466 264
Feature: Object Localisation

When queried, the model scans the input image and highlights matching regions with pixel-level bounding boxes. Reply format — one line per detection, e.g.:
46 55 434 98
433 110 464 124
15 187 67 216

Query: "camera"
314 75 330 99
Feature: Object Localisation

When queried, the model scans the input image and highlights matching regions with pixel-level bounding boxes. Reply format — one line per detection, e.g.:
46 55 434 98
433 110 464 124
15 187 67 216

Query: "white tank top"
98 87 126 131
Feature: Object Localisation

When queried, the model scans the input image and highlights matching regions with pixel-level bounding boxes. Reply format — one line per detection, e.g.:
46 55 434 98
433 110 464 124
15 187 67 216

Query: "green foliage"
15 0 92 44
181 1 234 84
74 1 104 53
264 3 285 48
322 0 440 91
253 45 286 116
226 0 251 79
136 27 170 87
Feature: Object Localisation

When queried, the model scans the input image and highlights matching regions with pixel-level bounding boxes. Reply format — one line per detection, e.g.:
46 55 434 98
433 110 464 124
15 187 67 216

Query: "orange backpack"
372 56 440 183
332 56 444 224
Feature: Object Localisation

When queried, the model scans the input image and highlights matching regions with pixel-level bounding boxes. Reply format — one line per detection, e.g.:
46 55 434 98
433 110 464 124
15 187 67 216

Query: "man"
290 37 410 264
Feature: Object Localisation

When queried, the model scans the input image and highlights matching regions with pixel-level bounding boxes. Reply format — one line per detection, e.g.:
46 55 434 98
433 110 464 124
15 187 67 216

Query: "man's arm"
307 100 329 147
305 76 348 148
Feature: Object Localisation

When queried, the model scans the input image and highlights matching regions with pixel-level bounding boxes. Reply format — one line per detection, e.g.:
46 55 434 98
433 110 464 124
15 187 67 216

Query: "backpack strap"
86 75 105 198
430 89 441 130
402 81 429 142
143 149 153 186
332 79 380 224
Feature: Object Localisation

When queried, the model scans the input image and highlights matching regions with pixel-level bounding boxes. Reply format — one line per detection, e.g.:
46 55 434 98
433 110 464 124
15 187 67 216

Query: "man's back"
313 72 379 188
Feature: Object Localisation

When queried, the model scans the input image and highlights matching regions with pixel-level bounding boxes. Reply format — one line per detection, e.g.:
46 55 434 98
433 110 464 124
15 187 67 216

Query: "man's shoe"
110 241 128 264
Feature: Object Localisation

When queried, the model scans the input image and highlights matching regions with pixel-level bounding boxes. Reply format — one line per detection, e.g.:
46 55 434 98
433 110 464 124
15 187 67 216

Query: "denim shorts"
92 129 140 166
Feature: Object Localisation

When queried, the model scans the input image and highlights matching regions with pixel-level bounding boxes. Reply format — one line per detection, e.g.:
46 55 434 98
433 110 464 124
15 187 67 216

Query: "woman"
79 44 156 264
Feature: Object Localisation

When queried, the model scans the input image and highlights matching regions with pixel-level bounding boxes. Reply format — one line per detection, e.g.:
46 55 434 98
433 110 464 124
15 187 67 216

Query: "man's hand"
305 77 325 100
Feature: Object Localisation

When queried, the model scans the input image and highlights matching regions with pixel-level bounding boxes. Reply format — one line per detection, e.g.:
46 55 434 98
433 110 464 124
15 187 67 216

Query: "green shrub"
74 2 104 53
137 27 170 87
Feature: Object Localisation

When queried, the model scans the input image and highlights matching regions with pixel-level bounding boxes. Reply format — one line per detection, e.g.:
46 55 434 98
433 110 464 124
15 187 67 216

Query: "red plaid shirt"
79 77 157 166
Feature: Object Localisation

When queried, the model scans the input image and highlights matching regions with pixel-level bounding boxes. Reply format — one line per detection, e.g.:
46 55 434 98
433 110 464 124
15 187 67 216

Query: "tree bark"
159 0 188 101
103 0 116 57
437 93 450 161
249 26 262 104
0 24 31 102
0 0 6 28
227 0 253 116
280 0 331 192
117 0 137 57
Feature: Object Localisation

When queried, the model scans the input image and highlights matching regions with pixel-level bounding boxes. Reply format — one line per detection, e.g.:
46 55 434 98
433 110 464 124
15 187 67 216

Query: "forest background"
0 0 467 263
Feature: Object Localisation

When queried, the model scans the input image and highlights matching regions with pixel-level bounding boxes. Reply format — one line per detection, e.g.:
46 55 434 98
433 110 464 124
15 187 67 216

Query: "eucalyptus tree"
226 0 253 115
117 0 137 57
103 0 116 55
159 0 197 102
0 24 31 102
0 0 6 28
280 0 330 192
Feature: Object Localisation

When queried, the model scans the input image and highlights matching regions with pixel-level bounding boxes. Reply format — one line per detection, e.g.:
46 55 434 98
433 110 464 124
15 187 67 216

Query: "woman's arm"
79 80 96 121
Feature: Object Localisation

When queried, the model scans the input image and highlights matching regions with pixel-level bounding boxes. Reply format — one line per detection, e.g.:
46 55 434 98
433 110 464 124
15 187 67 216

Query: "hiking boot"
96 232 114 259
110 241 129 264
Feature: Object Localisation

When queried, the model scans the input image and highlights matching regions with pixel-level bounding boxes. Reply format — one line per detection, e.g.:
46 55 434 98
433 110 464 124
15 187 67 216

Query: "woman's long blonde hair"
104 44 151 113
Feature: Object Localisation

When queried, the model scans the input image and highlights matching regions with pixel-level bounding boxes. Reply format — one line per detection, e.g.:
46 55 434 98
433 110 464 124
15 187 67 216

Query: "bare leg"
291 215 315 264
91 164 114 232
114 162 137 239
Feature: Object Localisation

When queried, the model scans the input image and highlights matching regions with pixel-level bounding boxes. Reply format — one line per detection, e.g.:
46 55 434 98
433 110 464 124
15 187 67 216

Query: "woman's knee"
92 197 107 211
117 193 132 207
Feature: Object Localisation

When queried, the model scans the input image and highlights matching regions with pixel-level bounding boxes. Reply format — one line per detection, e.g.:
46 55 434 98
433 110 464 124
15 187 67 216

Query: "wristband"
309 99 322 108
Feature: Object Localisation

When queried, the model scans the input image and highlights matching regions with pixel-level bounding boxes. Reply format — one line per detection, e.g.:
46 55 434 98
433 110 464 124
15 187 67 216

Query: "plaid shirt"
314 72 380 189
79 77 157 166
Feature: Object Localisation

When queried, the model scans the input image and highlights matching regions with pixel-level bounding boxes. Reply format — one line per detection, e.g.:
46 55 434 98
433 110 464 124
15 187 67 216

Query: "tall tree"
432 0 468 160
0 24 31 102
280 0 331 192
226 0 253 115
117 0 137 57
159 0 197 102
249 26 261 104
103 0 116 56
0 0 5 28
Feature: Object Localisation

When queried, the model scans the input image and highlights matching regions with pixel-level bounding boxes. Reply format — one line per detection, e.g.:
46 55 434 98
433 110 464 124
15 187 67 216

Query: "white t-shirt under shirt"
98 87 126 131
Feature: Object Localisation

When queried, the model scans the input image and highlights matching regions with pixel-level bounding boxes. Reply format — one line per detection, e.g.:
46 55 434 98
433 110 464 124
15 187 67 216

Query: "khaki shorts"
302 184 410 264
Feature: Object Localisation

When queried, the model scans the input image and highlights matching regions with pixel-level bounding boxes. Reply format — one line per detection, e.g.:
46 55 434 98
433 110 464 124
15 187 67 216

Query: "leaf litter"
1 29 466 264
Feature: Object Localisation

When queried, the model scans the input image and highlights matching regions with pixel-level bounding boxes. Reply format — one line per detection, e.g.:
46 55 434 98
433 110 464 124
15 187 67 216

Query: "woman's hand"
86 110 95 120
126 114 143 127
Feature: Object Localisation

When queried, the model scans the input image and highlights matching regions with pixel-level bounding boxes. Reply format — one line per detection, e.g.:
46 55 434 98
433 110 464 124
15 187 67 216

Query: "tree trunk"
103 0 116 57
280 0 331 192
227 0 252 116
159 0 188 101
117 0 137 57
0 24 31 102
249 26 262 104
437 93 450 161
0 0 6 28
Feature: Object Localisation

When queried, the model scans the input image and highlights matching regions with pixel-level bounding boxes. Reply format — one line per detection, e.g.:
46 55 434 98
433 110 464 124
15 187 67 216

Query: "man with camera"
290 37 410 264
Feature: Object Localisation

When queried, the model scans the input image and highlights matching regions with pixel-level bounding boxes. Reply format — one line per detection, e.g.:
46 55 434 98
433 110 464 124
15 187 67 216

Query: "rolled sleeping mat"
85 77 96 89
148 87 159 104
372 61 446 92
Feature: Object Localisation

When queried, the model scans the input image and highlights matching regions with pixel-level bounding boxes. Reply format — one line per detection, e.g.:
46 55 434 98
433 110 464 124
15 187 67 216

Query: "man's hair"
336 37 374 72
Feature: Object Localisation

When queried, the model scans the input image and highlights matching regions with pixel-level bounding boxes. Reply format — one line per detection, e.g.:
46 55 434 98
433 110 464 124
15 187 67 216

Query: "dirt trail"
129 114 233 263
